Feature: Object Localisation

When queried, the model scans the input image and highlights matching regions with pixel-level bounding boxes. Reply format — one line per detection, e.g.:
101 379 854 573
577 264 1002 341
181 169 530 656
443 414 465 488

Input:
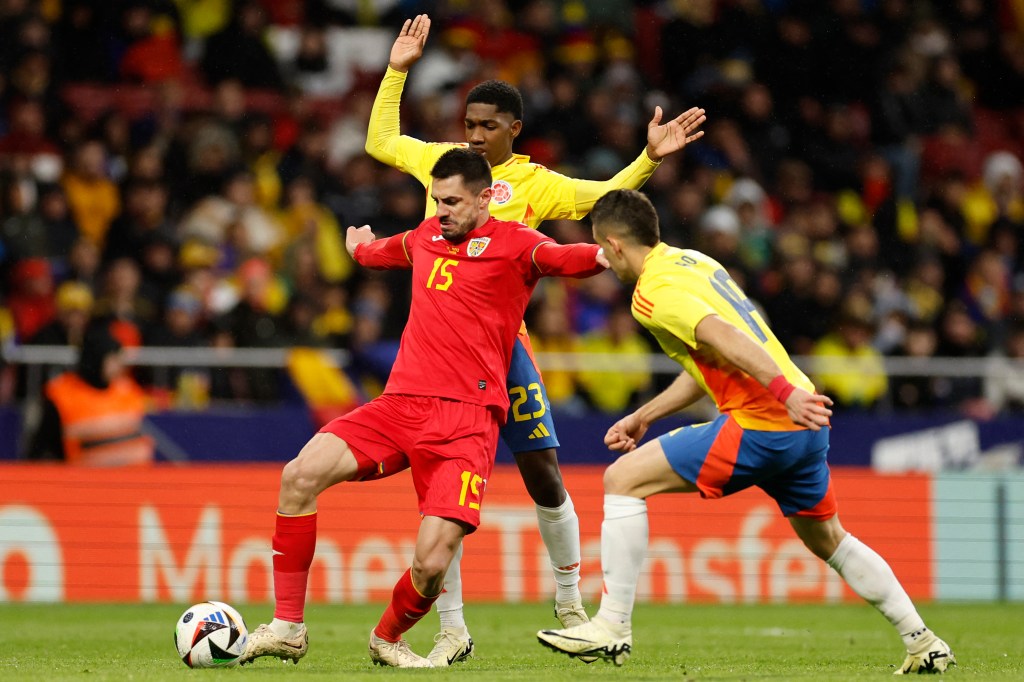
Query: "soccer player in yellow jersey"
366 15 706 666
537 190 955 675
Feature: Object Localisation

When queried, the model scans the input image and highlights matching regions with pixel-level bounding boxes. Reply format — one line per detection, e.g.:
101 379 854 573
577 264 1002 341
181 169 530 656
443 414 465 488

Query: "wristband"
768 375 796 403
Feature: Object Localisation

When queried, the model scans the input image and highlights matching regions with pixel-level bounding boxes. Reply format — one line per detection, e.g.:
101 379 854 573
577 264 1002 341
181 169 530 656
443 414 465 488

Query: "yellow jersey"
633 243 814 431
366 67 661 229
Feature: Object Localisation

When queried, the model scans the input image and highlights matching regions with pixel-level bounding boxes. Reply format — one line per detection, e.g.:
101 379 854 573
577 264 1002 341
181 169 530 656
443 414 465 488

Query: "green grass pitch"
1 602 1020 680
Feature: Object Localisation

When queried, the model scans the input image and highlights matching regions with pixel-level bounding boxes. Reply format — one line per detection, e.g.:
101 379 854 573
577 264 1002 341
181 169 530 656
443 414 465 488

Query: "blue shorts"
501 335 559 454
658 414 837 519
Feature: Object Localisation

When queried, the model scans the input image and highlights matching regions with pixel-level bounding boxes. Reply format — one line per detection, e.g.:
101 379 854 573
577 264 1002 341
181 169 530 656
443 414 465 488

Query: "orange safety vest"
44 372 153 466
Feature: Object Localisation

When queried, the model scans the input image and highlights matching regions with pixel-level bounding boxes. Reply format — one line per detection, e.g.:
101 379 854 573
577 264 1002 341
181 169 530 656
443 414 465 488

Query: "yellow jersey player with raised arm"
365 14 706 667
536 190 955 675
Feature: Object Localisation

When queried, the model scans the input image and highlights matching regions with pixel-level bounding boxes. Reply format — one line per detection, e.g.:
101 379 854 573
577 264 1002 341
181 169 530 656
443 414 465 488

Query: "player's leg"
789 514 955 674
410 397 496 667
243 398 411 665
539 417 713 666
432 334 584 646
241 431 362 664
765 428 955 674
506 334 585 618
514 446 587 623
370 515 466 668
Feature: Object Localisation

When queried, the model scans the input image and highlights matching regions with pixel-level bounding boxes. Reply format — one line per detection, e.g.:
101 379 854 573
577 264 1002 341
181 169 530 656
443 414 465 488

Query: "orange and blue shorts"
659 413 837 520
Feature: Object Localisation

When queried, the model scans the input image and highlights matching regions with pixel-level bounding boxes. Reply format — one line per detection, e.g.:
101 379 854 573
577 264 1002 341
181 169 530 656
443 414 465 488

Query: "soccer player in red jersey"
240 148 609 668
367 15 706 664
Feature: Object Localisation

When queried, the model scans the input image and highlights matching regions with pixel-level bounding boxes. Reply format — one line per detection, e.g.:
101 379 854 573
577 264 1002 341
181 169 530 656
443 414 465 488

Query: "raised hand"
346 225 375 257
645 106 707 162
389 14 431 72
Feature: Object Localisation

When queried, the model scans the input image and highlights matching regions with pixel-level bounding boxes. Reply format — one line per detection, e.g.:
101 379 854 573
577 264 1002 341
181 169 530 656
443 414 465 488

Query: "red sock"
272 512 316 623
374 568 439 642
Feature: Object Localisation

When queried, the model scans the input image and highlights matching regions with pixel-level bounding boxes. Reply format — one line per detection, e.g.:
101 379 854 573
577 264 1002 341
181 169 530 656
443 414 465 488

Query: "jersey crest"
491 180 513 205
467 237 491 257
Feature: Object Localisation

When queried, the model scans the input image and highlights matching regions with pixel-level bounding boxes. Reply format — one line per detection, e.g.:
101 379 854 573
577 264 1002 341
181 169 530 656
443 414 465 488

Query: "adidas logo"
527 423 551 439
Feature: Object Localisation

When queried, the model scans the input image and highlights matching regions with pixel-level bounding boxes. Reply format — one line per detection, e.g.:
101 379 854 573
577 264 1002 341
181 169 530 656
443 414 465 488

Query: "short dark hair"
591 189 660 247
431 148 493 193
466 80 523 121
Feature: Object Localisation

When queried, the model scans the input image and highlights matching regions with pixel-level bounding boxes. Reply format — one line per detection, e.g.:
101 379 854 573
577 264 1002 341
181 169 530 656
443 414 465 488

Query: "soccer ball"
174 601 248 668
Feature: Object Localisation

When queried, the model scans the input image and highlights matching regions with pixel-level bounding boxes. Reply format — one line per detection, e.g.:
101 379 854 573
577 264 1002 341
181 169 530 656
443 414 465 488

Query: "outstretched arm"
571 107 706 214
365 15 431 167
531 241 605 278
694 315 833 430
348 225 413 270
605 371 705 453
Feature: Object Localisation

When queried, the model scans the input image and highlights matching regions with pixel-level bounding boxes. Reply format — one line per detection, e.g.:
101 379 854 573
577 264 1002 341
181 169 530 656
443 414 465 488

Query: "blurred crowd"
3 0 1024 416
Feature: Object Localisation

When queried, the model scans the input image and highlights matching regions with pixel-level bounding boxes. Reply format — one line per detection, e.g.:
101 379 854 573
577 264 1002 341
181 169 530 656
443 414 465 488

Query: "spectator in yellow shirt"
62 140 120 246
576 302 653 413
811 303 888 409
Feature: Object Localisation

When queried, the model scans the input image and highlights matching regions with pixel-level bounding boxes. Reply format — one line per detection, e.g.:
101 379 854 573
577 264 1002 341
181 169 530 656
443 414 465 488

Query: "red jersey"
354 216 602 413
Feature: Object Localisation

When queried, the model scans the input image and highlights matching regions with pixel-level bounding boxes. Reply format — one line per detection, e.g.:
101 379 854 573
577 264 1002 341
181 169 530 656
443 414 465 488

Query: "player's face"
432 175 492 241
464 103 521 166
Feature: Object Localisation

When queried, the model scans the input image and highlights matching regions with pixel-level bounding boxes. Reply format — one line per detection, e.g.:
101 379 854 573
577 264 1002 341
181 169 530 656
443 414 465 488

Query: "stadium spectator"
6 256 55 341
890 319 943 411
200 0 283 89
526 297 584 413
62 139 120 246
811 299 889 410
935 301 994 418
102 178 175 264
25 323 153 465
180 167 284 261
0 99 62 183
277 175 352 286
575 300 652 414
27 280 92 347
0 172 47 262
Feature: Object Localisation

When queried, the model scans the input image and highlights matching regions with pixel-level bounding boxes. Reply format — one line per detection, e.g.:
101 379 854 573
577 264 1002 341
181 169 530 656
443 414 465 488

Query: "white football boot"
537 615 632 666
554 599 597 663
238 623 308 665
368 630 433 668
426 626 474 667
894 634 956 675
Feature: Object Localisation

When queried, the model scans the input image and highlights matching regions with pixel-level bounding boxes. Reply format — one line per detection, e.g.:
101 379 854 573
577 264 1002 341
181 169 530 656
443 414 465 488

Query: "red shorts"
319 393 500 529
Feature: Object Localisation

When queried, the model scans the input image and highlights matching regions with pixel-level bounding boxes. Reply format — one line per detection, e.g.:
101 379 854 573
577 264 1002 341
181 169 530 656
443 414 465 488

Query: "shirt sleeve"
354 230 414 270
529 238 604 279
569 149 661 218
647 279 717 349
365 66 458 186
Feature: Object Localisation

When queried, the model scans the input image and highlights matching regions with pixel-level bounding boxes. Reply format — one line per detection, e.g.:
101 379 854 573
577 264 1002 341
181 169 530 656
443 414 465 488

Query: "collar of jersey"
497 153 530 167
640 242 670 275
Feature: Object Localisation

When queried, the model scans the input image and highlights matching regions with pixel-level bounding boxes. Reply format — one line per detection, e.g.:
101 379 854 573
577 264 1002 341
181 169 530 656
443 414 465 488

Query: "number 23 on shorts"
458 470 485 509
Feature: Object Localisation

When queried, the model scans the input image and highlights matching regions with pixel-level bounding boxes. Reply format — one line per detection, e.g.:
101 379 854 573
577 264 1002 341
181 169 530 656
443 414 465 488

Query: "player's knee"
603 458 633 496
280 457 321 502
411 555 448 593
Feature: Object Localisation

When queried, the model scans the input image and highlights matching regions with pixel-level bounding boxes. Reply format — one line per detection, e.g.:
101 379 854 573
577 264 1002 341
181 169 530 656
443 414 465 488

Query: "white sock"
595 494 647 628
269 618 304 638
535 494 583 604
826 533 927 650
435 543 467 630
